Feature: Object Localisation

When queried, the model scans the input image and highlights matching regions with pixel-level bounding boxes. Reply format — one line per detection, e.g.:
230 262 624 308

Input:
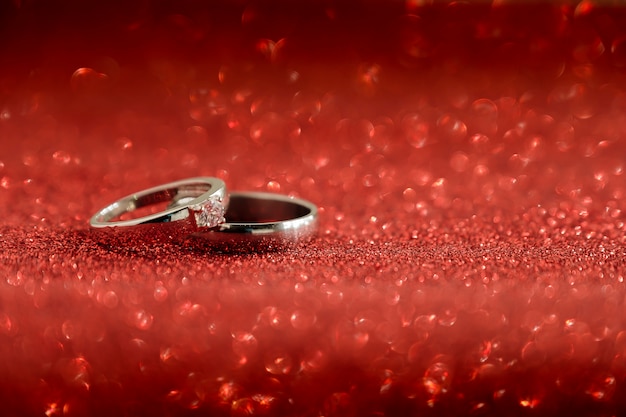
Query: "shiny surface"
1 1 626 416
192 191 318 252
90 177 226 228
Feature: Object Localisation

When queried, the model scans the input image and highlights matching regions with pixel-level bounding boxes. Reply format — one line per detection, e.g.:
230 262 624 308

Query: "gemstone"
190 195 225 228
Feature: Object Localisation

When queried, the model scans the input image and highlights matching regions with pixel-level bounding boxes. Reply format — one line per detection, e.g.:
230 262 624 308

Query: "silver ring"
189 191 318 251
90 177 227 236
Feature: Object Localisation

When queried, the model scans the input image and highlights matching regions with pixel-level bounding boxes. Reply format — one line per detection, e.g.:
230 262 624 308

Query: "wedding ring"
189 191 318 251
89 177 227 239
90 178 317 250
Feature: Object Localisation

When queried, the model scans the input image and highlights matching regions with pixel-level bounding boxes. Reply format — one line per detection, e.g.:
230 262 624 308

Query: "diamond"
190 195 225 228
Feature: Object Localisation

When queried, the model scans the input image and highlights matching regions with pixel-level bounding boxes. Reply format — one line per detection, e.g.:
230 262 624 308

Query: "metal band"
191 191 318 251
89 177 226 230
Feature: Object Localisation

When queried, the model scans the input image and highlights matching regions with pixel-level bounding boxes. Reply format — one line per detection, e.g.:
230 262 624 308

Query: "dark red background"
2 1 626 416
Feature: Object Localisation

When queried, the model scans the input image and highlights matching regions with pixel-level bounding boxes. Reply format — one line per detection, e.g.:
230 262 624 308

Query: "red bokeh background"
2 1 626 416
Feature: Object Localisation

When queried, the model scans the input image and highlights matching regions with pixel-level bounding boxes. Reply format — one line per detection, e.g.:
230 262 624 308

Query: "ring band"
90 178 317 251
190 191 318 251
90 177 227 235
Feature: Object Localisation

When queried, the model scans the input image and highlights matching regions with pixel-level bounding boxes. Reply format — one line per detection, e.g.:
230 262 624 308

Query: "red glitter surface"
2 1 626 416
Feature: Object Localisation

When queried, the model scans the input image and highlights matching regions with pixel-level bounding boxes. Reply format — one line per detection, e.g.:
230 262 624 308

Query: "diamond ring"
89 177 227 241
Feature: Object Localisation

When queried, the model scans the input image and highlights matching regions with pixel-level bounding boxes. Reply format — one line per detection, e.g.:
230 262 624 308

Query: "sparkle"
2 2 626 416
190 195 225 228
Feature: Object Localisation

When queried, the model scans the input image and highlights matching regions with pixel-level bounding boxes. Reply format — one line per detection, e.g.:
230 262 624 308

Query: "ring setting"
189 195 226 229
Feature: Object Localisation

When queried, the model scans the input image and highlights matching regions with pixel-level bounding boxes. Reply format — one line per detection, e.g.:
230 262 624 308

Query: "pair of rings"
90 177 317 251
